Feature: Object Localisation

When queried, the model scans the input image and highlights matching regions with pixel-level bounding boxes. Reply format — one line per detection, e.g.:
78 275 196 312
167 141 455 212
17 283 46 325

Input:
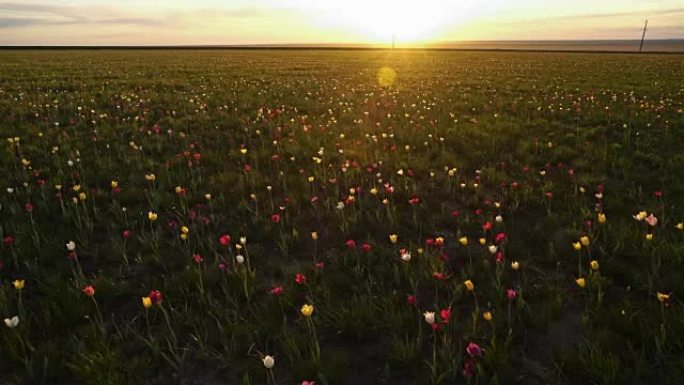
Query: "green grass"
0 49 683 385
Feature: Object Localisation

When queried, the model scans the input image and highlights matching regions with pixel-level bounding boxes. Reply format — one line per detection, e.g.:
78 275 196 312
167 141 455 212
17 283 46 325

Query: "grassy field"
0 49 683 385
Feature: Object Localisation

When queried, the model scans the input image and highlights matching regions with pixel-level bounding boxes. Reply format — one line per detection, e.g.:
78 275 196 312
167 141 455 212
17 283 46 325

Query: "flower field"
0 49 683 385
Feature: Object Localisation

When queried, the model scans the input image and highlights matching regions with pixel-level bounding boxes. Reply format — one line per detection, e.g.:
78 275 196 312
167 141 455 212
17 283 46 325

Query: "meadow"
0 49 683 385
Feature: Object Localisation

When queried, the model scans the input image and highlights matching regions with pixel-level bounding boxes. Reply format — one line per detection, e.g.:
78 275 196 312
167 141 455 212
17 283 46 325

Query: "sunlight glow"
298 0 498 43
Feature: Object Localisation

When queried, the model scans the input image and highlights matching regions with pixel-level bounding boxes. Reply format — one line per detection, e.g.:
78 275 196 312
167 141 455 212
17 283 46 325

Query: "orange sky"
0 0 682 45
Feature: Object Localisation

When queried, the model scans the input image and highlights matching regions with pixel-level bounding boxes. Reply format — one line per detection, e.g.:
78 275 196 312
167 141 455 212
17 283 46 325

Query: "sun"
302 0 478 44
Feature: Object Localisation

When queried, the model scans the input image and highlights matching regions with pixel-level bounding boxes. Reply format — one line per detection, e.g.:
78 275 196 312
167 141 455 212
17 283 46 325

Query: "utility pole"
639 20 648 53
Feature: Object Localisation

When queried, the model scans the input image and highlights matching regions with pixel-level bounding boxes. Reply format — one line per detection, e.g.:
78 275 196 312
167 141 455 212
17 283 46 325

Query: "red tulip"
345 239 356 249
271 214 280 223
406 295 417 306
82 285 95 297
270 286 284 296
219 234 231 246
440 307 452 323
149 290 163 305
506 288 517 300
466 342 483 357
122 230 131 239
361 243 372 253
295 273 306 285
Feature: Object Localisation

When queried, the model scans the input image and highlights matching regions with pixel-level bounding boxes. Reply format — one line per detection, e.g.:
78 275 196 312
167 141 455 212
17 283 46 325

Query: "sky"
0 0 682 45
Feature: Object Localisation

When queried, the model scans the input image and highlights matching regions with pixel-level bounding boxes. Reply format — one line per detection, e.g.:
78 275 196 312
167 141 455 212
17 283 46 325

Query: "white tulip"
423 311 435 325
66 241 76 251
262 355 275 369
236 255 245 264
4 316 19 328
400 251 411 262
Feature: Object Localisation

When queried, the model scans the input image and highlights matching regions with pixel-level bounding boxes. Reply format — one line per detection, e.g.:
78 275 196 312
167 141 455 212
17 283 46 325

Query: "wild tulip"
464 279 474 291
440 308 452 323
580 236 590 247
300 304 314 317
295 273 307 285
656 292 670 304
219 234 231 245
645 214 658 227
483 311 493 321
82 285 95 297
142 296 152 308
4 316 19 328
676 223 684 231
572 242 581 251
270 286 284 296
459 236 468 246
12 279 25 290
406 295 417 306
466 342 483 357
423 311 436 325
389 234 398 244
345 239 356 249
271 214 280 223
511 261 520 270
575 278 586 288
149 290 163 305
590 260 599 271
462 359 476 378
506 288 517 300
262 355 275 369
598 213 606 223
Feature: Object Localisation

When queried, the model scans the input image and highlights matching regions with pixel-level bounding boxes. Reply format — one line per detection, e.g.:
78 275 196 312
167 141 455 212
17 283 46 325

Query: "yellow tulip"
464 279 474 291
148 211 158 221
511 261 520 270
483 311 492 321
598 213 606 224
370 187 378 195
389 234 398 244
575 278 586 288
311 232 318 240
459 237 468 246
111 180 119 189
572 242 581 251
580 236 590 247
646 233 653 241
656 292 670 303
142 296 152 309
181 226 189 234
13 279 25 290
676 223 683 231
478 238 486 246
79 192 87 201
590 260 599 271
300 304 314 317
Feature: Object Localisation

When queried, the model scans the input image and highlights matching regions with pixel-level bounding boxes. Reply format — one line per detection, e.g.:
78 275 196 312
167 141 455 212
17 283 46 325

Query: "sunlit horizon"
0 0 682 45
